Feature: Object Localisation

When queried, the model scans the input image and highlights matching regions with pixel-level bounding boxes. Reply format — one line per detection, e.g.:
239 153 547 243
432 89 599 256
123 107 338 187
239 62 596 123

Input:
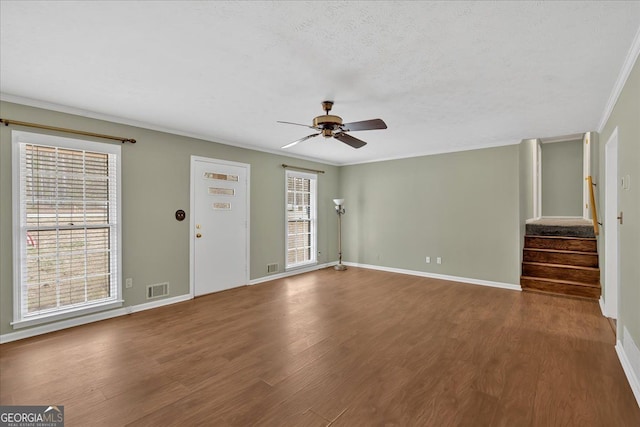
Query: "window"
285 170 317 269
12 131 122 328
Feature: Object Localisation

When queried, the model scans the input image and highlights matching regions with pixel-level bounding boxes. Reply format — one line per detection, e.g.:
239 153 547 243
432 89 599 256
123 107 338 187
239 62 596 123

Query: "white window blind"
285 170 317 268
12 131 122 327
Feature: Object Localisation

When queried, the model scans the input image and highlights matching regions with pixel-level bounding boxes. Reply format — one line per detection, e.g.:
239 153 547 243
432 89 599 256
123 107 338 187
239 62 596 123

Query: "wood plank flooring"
1 267 638 426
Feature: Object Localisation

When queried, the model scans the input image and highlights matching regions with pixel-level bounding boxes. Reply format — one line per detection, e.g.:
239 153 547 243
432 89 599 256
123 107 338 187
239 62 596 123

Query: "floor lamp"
333 198 347 271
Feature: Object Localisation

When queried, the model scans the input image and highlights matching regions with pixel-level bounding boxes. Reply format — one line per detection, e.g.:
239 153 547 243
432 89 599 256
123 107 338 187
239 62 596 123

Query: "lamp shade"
333 198 344 206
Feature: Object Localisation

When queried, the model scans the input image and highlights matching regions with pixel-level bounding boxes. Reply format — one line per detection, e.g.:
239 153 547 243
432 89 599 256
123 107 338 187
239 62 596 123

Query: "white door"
191 157 249 296
604 130 618 319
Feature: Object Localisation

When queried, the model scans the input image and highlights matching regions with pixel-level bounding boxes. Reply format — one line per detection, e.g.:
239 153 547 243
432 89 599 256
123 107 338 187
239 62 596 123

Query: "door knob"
196 233 202 238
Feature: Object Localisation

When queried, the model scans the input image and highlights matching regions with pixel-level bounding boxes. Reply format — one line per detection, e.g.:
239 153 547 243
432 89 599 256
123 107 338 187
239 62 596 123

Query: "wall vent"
147 282 169 299
267 263 279 274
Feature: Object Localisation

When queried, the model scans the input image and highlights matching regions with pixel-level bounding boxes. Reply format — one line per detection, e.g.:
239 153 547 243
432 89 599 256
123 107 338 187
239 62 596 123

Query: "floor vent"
147 282 169 299
267 263 279 274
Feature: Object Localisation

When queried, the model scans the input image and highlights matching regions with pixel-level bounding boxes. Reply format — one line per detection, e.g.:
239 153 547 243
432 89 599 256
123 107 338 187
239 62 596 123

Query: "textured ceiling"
1 1 639 165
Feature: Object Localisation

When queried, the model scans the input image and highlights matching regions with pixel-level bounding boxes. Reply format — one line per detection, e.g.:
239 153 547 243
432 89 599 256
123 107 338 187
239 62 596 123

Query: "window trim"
284 170 317 270
11 131 123 329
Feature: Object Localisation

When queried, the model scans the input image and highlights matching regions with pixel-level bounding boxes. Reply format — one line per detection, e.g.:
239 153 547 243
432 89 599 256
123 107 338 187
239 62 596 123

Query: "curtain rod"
281 164 325 174
1 118 137 144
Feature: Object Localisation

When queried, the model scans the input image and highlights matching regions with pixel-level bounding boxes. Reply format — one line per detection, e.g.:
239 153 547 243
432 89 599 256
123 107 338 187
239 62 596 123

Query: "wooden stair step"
522 261 600 284
523 248 599 267
521 276 601 300
525 235 597 252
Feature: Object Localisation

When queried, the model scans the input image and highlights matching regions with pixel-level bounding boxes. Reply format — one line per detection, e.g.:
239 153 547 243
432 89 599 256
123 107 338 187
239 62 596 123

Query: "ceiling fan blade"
342 118 387 132
334 132 367 149
281 133 320 149
277 120 316 130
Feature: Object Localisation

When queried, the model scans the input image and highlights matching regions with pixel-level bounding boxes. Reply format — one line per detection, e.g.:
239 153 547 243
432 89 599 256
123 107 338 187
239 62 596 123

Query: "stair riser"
523 250 598 267
525 236 597 252
521 277 600 299
522 264 600 284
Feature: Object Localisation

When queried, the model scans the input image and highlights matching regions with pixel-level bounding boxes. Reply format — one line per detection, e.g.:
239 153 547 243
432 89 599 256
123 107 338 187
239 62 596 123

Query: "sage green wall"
519 139 537 262
598 56 640 348
0 101 339 336
541 139 583 217
339 145 521 285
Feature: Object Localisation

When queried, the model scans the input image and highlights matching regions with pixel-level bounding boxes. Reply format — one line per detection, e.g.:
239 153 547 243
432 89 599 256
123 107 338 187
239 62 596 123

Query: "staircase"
521 220 600 299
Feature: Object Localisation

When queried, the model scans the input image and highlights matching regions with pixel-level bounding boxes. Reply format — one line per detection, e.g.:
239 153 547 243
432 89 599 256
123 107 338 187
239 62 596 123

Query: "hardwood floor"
1 267 638 426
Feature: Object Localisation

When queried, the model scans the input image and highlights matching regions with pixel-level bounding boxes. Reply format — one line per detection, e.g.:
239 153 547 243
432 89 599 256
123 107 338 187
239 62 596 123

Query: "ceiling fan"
278 101 387 149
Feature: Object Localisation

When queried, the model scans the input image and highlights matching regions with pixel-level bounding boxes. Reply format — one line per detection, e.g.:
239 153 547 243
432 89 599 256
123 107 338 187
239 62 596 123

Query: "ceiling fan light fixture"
313 115 343 128
278 101 386 149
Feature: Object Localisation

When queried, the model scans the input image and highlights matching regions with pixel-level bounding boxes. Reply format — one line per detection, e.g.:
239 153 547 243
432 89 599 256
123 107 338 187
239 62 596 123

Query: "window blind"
286 171 316 268
15 137 120 322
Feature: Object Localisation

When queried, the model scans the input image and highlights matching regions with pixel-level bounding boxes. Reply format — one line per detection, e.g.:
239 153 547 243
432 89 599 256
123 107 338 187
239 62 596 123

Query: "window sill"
285 261 318 272
11 300 124 329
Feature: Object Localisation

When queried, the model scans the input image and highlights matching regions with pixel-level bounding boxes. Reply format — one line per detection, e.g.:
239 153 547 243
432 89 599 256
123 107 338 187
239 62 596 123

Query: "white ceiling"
1 1 639 165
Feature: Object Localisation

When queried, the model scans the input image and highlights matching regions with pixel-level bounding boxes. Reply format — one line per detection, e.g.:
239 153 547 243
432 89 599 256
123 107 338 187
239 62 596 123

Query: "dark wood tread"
521 287 600 301
524 248 597 256
520 275 600 289
524 235 597 252
523 248 599 267
522 261 599 272
522 261 600 285
525 235 597 241
521 276 601 299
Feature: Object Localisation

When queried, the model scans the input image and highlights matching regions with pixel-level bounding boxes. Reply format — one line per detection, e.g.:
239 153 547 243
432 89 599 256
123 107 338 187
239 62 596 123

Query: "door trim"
532 139 542 219
534 134 589 219
189 156 250 297
604 128 619 319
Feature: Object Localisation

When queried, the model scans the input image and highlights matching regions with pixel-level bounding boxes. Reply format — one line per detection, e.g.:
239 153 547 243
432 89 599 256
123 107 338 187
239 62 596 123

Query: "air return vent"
147 282 169 299
267 263 279 274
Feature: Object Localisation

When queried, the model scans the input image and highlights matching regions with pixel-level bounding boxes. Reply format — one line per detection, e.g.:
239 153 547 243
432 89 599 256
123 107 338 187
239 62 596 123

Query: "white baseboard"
343 262 521 291
0 294 192 344
599 297 606 316
617 328 640 408
249 262 336 285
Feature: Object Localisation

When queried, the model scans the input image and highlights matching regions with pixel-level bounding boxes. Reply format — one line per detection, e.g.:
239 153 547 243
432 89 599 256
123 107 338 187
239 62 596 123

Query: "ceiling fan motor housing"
279 100 385 149
313 115 343 137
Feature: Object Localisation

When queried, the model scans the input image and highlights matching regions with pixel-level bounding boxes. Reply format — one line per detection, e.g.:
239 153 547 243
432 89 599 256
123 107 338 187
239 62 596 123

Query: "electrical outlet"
436 257 442 264
425 256 431 263
125 278 133 288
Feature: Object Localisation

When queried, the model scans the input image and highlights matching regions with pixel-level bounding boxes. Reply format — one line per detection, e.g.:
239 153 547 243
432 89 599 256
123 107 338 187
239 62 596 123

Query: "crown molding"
0 93 340 167
598 26 640 132
340 138 521 166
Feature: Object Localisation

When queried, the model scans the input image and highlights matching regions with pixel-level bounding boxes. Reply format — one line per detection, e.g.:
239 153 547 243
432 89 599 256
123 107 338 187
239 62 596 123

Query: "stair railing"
587 175 599 236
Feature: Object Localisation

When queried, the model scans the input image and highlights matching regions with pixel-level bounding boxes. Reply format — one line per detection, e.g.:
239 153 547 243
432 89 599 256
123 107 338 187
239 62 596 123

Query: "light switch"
622 175 630 190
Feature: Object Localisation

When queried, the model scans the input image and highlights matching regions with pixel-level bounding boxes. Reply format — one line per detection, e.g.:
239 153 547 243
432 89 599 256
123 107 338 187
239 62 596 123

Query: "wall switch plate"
436 257 442 264
622 175 631 190
426 256 431 263
125 278 133 288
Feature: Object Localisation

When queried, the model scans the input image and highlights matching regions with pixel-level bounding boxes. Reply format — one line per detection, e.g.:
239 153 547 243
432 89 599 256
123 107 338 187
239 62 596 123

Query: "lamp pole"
333 199 346 271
